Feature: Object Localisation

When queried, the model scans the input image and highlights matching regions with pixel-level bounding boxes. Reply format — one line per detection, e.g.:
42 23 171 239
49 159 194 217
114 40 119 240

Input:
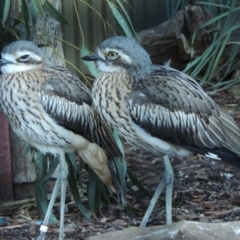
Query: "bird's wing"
39 66 122 158
127 66 240 155
41 66 92 105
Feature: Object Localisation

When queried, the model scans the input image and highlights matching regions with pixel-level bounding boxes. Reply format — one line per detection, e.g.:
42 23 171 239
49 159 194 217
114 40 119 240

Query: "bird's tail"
186 145 240 167
77 144 126 204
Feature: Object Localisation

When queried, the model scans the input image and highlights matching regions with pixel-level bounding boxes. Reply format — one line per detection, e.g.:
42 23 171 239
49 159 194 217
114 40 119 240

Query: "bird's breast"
0 71 78 152
92 72 131 124
92 72 143 145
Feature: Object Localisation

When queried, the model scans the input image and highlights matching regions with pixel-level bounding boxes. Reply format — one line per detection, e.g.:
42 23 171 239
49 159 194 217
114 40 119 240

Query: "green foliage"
31 0 44 16
0 0 68 44
107 0 137 38
127 169 152 198
162 0 240 93
34 151 58 223
2 0 10 24
113 130 127 196
66 154 91 218
80 44 99 77
184 0 240 92
43 0 68 24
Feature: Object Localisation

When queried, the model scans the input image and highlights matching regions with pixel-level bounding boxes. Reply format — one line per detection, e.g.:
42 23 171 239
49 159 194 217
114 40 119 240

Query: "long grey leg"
59 151 68 240
140 155 174 227
36 175 61 240
36 151 68 240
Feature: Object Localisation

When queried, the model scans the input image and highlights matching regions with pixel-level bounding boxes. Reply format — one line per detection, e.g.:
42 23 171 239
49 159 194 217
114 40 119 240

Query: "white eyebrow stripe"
3 51 42 63
16 51 42 62
15 50 33 57
104 48 133 64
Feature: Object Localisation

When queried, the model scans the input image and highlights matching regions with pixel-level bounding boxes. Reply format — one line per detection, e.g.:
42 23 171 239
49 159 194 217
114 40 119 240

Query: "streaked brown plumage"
82 36 240 227
0 40 124 240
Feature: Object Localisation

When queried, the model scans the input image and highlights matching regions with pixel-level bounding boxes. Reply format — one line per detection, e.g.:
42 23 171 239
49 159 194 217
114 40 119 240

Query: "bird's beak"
82 54 101 62
0 59 10 67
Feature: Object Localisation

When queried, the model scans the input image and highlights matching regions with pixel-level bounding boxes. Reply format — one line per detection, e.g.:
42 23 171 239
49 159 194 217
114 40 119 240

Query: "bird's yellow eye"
19 55 30 62
107 51 118 59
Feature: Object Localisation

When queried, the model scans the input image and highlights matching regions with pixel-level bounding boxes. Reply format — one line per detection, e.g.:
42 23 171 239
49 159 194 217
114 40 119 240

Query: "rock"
86 220 240 240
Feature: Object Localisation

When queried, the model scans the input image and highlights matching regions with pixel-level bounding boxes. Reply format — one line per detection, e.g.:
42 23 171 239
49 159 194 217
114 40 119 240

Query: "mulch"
0 91 240 240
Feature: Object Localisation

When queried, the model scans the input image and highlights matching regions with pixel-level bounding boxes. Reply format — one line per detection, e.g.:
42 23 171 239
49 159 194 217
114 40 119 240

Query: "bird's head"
82 36 154 79
0 40 52 74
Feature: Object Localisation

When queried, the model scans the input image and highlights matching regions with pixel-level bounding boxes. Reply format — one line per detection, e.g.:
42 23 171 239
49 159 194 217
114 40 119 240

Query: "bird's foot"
59 167 68 180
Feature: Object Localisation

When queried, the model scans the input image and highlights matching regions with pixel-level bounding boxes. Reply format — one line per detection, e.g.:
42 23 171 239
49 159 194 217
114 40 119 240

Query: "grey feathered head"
0 40 53 74
82 36 154 79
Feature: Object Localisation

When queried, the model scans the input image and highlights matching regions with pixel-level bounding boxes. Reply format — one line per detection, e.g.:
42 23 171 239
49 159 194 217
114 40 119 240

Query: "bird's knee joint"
59 168 68 180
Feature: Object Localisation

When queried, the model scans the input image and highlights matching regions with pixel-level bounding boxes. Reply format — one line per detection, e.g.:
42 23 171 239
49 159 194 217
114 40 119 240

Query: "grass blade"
3 0 10 24
127 170 152 198
31 0 43 16
66 155 91 219
44 0 68 25
80 44 99 77
21 0 31 40
116 0 139 40
107 1 134 38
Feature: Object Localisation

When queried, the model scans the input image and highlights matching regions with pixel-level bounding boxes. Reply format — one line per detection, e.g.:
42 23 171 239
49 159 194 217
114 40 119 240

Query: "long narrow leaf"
42 155 59 182
80 44 99 77
31 0 44 16
127 170 152 198
21 0 30 40
34 151 58 223
44 0 68 25
114 156 127 196
87 168 98 211
196 2 230 9
113 129 125 158
66 155 91 219
96 180 110 204
198 6 240 29
108 1 134 38
3 0 10 24
116 0 139 40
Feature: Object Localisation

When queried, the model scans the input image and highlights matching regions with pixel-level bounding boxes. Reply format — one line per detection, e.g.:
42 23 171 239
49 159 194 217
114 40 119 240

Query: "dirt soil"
0 91 240 240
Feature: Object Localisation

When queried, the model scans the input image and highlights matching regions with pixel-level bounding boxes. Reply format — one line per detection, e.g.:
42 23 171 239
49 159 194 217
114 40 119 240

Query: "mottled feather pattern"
93 67 240 161
42 66 92 105
40 90 122 159
127 66 240 156
0 44 124 201
0 68 79 153
86 35 240 166
39 66 122 159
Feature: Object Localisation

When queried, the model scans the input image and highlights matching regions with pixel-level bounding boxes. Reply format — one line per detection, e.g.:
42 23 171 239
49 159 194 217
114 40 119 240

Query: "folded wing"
127 66 240 159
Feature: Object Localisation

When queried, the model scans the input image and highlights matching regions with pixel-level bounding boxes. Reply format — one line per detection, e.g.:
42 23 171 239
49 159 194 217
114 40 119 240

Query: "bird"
0 40 125 240
82 36 240 227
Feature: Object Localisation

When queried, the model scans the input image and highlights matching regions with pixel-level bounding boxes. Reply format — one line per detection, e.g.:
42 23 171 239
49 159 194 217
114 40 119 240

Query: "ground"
0 90 240 240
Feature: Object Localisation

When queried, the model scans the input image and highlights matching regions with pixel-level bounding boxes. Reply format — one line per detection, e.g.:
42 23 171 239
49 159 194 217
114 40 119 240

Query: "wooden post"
0 112 13 201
